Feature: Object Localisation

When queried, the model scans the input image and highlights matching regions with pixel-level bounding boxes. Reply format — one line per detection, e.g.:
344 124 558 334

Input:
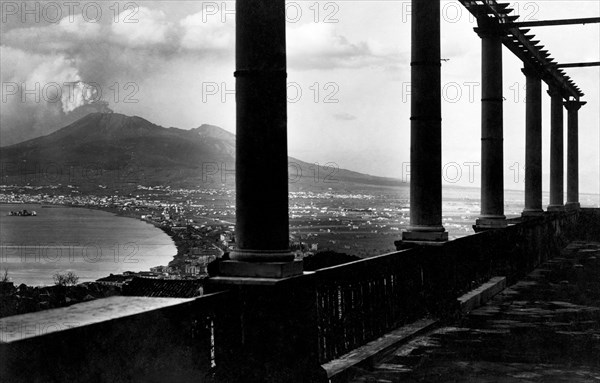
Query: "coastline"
63 204 190 275
91 205 190 271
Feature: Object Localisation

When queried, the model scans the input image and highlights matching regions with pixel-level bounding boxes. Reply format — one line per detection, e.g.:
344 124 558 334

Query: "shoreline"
91 205 190 271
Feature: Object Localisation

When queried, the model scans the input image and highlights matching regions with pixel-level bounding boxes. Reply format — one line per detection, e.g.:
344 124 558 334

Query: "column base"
206 269 327 383
401 229 448 242
218 260 303 279
547 204 565 212
522 209 544 218
474 216 507 232
230 248 295 262
396 230 448 250
565 202 580 211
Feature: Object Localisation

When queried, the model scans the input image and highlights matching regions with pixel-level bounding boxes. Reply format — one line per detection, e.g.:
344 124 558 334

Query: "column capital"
564 100 586 111
521 65 543 79
473 26 505 39
547 86 564 99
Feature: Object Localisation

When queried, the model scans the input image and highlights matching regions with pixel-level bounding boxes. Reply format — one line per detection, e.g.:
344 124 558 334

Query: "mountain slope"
2 114 233 170
0 113 406 192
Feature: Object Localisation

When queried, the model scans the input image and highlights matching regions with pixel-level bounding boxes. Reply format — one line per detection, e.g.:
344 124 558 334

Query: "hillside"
0 113 406 192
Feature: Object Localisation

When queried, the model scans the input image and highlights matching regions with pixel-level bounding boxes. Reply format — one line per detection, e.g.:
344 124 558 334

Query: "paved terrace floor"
347 240 600 383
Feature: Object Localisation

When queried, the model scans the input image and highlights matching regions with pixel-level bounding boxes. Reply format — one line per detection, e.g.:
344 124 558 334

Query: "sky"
1 0 599 197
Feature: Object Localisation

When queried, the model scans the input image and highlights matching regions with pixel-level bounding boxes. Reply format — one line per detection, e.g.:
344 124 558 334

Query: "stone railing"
314 210 582 363
0 292 238 383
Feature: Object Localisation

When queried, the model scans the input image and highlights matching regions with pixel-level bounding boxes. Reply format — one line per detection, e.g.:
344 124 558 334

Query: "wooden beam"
555 62 600 68
504 17 600 28
459 0 585 98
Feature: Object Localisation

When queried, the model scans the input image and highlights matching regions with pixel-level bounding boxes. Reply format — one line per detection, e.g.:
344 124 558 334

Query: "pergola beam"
554 62 600 68
504 17 600 28
460 0 586 99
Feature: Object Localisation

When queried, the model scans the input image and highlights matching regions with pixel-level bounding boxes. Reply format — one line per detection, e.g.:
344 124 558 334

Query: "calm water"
442 186 600 238
0 204 177 286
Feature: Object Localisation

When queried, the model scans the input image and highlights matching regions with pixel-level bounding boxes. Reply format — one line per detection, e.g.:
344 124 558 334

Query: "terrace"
1 209 599 382
1 1 599 382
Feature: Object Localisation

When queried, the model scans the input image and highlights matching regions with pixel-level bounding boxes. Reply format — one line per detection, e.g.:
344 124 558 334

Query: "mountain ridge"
0 113 407 192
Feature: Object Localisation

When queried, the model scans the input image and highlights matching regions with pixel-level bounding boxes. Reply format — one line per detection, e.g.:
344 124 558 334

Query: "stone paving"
348 241 600 382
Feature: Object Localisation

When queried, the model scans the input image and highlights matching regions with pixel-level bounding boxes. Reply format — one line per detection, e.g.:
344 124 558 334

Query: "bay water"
0 204 177 286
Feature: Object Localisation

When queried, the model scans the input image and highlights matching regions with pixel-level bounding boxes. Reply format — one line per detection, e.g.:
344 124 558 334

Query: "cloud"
0 7 397 144
0 6 199 145
0 3 244 144
179 11 234 54
287 23 400 70
111 7 173 47
58 13 103 38
0 45 113 146
333 112 357 121
0 46 82 109
61 81 109 113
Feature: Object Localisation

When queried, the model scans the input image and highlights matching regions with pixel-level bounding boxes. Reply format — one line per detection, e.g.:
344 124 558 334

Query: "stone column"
401 0 447 243
522 65 544 217
564 99 586 210
222 0 301 277
475 26 506 230
210 2 325 379
547 86 565 212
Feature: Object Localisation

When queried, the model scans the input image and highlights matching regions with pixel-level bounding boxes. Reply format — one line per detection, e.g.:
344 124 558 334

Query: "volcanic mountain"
0 113 406 192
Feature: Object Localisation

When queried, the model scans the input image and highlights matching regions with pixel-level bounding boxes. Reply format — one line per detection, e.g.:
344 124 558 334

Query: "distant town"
0 181 482 290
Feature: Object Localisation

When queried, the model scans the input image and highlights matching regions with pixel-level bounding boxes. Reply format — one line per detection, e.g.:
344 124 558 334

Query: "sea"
443 187 599 238
0 204 177 286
